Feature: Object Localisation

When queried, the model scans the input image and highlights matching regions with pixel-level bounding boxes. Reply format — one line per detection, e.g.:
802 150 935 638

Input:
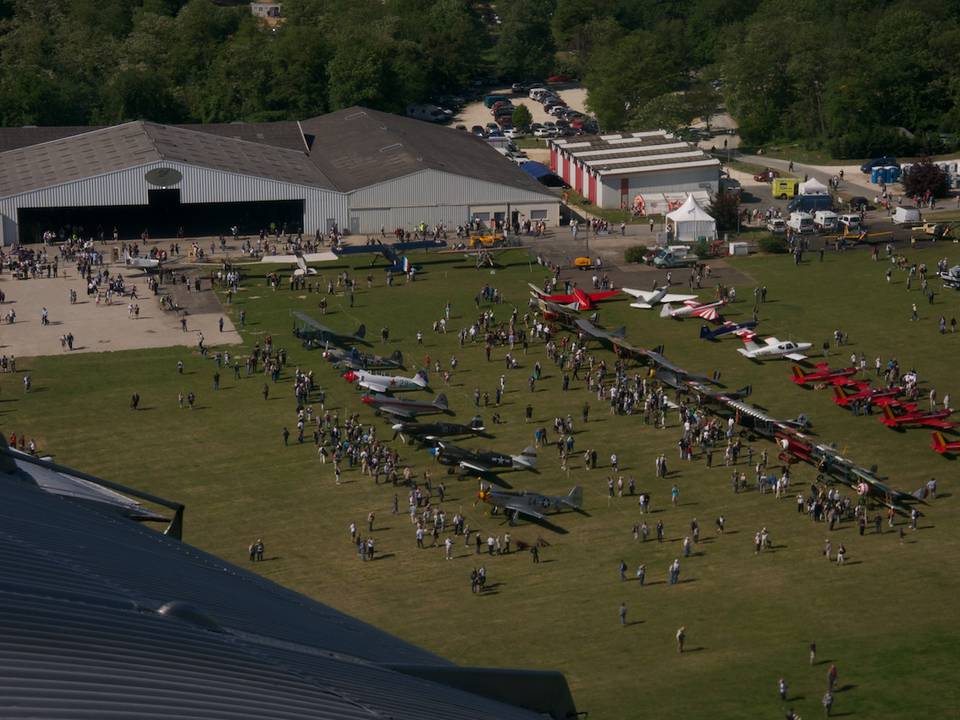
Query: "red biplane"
790 363 858 386
528 283 620 311
931 431 960 455
880 403 955 430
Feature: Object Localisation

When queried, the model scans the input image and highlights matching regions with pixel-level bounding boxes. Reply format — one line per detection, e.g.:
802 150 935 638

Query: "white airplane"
623 286 699 309
659 299 726 321
737 336 812 361
293 253 318 277
342 368 429 393
124 251 161 272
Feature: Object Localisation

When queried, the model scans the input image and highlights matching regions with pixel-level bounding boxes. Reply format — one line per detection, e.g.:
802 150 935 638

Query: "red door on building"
588 173 597 204
620 178 629 208
576 163 583 194
550 147 557 172
563 156 570 183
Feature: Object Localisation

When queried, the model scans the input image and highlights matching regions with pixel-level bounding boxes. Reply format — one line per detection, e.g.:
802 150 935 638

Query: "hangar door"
17 190 305 243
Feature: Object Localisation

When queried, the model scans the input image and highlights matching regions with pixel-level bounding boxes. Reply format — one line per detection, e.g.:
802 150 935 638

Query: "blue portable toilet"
888 166 902 182
870 167 881 183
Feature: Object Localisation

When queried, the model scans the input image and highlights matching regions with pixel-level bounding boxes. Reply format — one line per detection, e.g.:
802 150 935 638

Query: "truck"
772 178 799 199
787 194 833 214
649 247 699 268
787 212 815 234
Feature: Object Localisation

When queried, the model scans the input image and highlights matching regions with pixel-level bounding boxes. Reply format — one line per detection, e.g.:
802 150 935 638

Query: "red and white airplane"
931 431 960 454
528 284 620 311
832 383 903 408
659 299 726 321
790 363 859 386
880 403 955 430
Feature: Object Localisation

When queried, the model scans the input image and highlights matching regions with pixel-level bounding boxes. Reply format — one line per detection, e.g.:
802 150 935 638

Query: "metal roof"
552 132 720 175
0 452 565 719
300 107 553 195
0 110 554 199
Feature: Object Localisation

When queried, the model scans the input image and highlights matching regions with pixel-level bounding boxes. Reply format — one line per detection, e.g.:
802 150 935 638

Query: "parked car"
486 122 500 131
753 168 780 182
483 94 510 108
546 74 572 83
859 156 898 173
511 82 531 94
504 127 526 139
766 218 787 233
470 125 486 136
533 126 555 138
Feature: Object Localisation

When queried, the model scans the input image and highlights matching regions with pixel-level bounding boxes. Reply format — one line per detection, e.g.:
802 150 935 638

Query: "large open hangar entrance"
17 192 305 243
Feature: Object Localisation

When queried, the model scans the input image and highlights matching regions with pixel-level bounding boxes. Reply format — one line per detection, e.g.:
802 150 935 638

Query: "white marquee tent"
799 177 829 195
666 194 717 242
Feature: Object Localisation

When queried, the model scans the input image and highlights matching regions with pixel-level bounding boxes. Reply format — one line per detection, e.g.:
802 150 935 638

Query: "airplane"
343 368 428 393
292 311 370 349
528 283 621 311
659 299 726 321
360 392 450 418
292 252 318 277
931 431 960 455
790 363 859 386
430 441 536 474
535 297 581 324
124 251 161 272
391 417 488 443
622 286 699 309
478 485 583 524
879 403 955 430
832 383 903 408
699 320 758 341
332 238 447 270
322 346 404 371
737 336 812 362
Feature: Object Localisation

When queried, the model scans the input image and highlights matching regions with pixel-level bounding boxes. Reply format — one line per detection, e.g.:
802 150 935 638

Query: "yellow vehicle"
573 256 593 268
468 233 505 248
771 178 799 199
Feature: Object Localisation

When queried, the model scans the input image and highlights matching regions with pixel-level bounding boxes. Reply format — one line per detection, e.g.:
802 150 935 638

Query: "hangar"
548 131 721 214
0 108 560 245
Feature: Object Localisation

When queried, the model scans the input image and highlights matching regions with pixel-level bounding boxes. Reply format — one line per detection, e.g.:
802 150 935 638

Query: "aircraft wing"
377 405 417 418
924 419 956 429
359 379 390 393
498 499 547 521
621 288 653 300
459 460 495 473
785 352 808 361
588 290 621 301
764 337 781 345
660 293 699 303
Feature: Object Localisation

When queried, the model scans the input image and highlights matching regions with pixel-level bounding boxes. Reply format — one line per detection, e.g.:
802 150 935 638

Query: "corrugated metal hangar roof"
0 108 551 199
0 446 573 719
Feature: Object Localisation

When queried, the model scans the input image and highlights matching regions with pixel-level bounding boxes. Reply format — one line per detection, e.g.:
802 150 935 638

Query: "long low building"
548 131 720 213
0 108 560 244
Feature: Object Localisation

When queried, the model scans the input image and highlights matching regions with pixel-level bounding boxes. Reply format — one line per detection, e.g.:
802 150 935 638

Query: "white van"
528 87 549 101
406 104 447 123
838 214 861 232
813 210 838 232
787 212 814 234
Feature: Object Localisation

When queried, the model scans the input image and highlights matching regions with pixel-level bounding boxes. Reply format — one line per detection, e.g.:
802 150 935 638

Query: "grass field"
4 244 960 718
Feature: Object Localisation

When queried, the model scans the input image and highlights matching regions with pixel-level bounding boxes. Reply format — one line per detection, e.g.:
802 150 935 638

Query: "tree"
512 103 532 129
901 159 949 199
707 190 740 232
494 0 556 80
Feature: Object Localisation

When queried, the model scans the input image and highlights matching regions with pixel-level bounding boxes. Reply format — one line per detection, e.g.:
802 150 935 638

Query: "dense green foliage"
902 159 950 198
0 0 487 124
623 244 648 263
511 103 533 130
708 191 741 232
758 235 789 253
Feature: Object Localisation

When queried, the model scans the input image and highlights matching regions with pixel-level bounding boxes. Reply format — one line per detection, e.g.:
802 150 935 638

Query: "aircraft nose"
342 371 355 382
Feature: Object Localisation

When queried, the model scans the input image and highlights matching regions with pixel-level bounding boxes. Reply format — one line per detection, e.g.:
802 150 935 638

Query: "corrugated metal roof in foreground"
0 473 549 720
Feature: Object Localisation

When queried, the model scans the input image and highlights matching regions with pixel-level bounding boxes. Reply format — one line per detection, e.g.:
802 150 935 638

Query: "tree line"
3 0 959 160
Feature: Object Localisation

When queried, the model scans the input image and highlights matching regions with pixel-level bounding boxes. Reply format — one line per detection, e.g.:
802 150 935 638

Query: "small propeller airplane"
361 392 450 418
430 441 537 474
659 299 726 321
622 286 699 309
879 403 955 430
124 251 161 272
343 368 428 393
832 382 903 408
391 417 488 443
699 320 758 341
528 283 621 311
478 485 583 525
293 312 370 348
790 363 859 386
737 336 812 361
323 346 404 370
931 431 960 454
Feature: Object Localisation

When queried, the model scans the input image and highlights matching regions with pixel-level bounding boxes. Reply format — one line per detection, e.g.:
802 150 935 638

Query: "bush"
694 239 711 259
758 235 788 254
624 245 648 263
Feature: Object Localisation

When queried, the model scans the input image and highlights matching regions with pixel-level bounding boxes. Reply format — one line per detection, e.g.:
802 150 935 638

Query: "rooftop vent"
157 601 222 632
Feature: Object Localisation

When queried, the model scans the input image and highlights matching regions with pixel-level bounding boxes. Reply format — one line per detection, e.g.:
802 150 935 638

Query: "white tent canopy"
799 177 829 195
666 194 717 242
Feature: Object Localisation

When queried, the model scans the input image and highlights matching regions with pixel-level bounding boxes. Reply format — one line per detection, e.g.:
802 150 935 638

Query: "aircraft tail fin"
932 431 947 453
652 344 664 355
433 393 449 410
566 485 583 509
832 385 851 402
413 370 429 387
699 325 714 340
659 303 674 318
730 385 752 399
354 324 366 340
791 365 808 382
389 350 404 365
610 326 626 339
882 405 897 421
